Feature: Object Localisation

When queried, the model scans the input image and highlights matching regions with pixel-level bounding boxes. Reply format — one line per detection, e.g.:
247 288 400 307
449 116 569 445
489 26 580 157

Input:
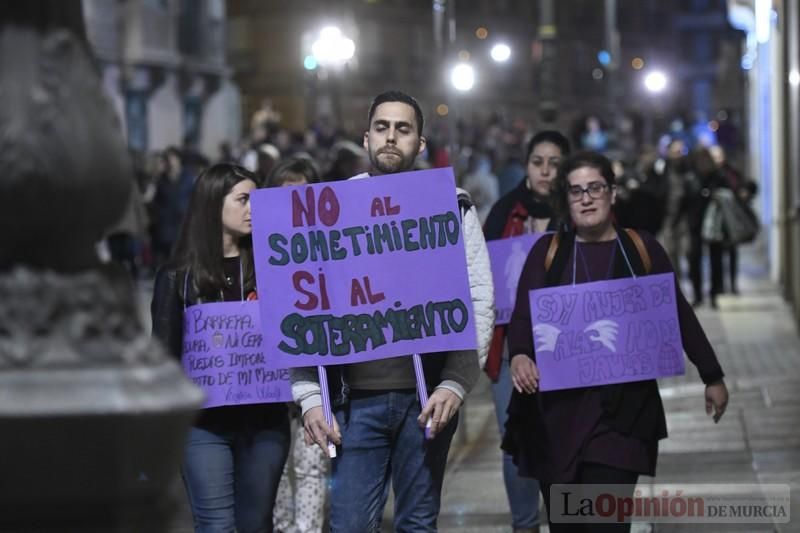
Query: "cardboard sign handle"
412 354 432 438
317 366 337 458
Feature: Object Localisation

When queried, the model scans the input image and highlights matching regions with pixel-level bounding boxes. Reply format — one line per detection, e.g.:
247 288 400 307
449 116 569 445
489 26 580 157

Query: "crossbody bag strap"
544 231 561 272
624 228 652 274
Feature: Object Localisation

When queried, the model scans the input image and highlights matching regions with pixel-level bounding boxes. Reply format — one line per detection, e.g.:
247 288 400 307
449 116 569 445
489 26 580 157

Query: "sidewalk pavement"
432 239 800 532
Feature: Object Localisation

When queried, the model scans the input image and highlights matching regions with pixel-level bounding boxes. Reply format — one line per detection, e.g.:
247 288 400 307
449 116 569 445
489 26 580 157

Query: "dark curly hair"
551 151 616 222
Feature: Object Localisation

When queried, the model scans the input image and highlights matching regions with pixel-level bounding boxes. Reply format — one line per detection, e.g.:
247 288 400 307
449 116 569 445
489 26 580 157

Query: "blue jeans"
330 390 458 533
491 358 541 529
182 423 290 533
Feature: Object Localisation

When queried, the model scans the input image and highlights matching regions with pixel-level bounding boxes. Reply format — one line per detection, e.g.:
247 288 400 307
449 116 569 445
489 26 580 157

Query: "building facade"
227 0 743 151
83 0 241 158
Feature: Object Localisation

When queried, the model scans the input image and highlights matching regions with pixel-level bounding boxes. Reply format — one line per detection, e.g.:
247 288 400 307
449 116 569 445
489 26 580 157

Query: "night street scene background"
2 1 800 531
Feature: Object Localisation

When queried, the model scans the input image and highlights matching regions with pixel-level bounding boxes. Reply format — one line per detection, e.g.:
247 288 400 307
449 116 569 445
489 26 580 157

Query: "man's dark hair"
551 151 616 220
524 130 571 162
367 90 425 136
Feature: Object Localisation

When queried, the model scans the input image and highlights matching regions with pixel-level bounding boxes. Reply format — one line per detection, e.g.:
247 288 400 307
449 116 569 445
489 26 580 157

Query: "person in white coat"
291 90 494 533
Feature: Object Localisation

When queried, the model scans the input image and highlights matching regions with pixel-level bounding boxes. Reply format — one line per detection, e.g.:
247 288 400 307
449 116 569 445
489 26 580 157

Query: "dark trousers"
728 245 739 292
689 234 727 303
541 462 639 533
688 231 704 303
709 242 725 298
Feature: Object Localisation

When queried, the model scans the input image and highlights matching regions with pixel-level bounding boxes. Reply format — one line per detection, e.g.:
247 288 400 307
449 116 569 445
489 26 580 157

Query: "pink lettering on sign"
292 270 330 311
350 276 386 306
292 186 341 227
370 196 401 217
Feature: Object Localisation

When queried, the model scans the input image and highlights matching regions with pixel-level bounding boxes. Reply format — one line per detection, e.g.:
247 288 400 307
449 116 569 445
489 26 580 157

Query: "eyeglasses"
568 181 610 202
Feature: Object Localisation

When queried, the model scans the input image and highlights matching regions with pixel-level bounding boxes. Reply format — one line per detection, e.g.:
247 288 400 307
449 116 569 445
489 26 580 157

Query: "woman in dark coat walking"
502 152 729 532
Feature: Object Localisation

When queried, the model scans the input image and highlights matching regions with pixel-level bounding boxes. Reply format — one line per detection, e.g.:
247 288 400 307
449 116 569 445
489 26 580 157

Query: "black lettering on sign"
277 298 470 356
191 310 254 334
535 293 577 325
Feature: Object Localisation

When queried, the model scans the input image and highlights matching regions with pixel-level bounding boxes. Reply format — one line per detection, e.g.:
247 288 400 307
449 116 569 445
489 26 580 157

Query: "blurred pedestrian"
616 150 669 236
579 116 608 152
322 140 369 182
686 147 723 308
460 150 500 223
106 176 147 280
268 156 321 188
709 145 756 295
151 147 194 267
656 139 692 277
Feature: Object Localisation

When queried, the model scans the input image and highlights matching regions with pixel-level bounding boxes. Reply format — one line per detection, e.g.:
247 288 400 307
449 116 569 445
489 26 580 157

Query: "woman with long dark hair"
483 130 571 533
151 163 290 532
503 152 728 532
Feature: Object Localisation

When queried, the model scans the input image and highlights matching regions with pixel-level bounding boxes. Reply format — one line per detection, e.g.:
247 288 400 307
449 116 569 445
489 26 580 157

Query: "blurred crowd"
106 101 756 310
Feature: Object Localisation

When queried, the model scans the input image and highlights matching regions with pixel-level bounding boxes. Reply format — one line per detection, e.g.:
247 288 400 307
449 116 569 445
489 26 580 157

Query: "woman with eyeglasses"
501 152 729 532
151 163 290 532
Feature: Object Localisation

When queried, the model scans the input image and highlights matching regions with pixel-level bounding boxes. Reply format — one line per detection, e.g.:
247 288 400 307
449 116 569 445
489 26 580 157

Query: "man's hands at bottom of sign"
418 388 462 439
303 405 341 456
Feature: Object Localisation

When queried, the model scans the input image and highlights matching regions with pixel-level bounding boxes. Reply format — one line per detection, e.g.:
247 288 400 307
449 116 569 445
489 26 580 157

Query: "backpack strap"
544 232 561 273
624 228 652 274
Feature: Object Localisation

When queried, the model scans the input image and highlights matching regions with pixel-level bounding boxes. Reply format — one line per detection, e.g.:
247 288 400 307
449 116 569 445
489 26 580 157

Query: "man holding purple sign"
502 152 729 533
286 91 493 532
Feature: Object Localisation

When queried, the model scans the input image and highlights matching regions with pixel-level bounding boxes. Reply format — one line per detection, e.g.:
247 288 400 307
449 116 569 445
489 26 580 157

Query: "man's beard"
370 147 414 174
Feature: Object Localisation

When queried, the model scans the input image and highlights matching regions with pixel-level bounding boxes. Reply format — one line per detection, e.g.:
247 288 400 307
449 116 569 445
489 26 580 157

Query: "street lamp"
642 70 669 145
490 43 511 63
451 63 475 91
644 70 668 93
311 26 356 67
306 25 356 131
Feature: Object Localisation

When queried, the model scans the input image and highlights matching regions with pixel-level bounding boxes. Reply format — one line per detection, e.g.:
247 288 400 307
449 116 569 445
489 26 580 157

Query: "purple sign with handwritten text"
528 273 685 391
251 168 478 368
181 301 292 407
487 233 546 325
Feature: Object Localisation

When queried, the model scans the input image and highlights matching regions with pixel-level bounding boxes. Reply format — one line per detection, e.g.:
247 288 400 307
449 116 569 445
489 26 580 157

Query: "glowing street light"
311 26 355 67
644 70 668 93
490 43 511 63
451 63 475 91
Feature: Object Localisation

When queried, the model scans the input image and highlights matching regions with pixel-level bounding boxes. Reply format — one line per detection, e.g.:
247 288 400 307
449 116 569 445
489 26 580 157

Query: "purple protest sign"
181 301 293 407
487 233 546 325
528 273 685 391
251 167 478 368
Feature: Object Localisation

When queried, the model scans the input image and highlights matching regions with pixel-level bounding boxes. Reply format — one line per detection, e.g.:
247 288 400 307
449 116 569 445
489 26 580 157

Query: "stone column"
0 2 202 531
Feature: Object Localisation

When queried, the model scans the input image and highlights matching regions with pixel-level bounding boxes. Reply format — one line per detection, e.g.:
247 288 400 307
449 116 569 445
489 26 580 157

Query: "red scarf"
484 201 530 381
